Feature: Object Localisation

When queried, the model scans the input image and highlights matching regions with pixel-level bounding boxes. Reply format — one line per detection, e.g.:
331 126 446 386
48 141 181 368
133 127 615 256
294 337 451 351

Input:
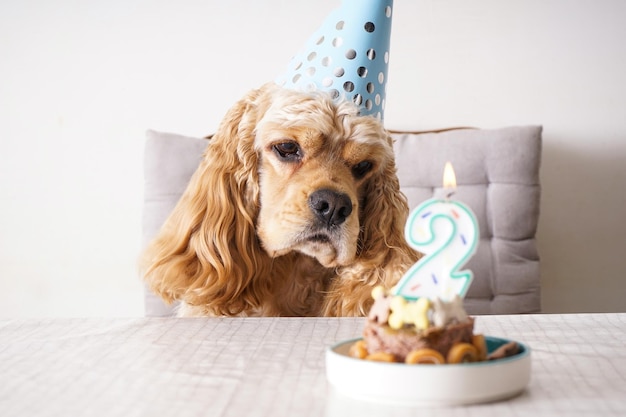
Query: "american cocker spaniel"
141 82 420 317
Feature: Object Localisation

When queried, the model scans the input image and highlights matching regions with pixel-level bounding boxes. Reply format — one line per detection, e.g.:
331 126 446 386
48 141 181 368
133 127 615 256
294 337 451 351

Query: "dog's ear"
322 132 421 317
141 84 276 315
356 132 420 285
321 133 420 316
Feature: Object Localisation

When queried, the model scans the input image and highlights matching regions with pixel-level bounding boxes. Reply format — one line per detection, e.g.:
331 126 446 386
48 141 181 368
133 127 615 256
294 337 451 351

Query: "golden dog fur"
141 83 420 317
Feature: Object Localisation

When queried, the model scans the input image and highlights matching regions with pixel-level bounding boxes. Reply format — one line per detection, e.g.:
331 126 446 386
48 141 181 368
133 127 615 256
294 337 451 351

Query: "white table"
1 314 625 417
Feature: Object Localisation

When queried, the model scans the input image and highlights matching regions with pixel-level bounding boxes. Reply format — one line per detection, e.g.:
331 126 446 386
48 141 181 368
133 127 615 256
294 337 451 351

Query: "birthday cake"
349 286 520 364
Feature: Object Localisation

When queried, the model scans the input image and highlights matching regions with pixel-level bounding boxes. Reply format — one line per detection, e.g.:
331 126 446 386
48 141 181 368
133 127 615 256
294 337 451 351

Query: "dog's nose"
308 189 353 226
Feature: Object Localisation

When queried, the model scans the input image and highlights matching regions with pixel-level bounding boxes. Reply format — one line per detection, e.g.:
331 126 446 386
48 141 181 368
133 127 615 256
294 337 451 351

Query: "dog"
141 82 420 317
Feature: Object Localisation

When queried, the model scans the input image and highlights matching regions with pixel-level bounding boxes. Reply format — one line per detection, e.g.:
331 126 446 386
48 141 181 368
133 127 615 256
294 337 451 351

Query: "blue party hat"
277 0 393 120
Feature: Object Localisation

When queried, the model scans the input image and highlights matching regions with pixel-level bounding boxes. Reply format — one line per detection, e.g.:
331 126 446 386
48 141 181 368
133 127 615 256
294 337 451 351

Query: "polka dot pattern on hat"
277 0 393 120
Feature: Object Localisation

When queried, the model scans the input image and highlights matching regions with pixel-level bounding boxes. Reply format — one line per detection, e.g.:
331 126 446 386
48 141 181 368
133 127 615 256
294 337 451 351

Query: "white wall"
1 0 624 317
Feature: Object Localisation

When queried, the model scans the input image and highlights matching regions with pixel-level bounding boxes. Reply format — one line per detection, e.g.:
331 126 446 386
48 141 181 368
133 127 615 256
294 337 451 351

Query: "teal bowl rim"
328 335 530 368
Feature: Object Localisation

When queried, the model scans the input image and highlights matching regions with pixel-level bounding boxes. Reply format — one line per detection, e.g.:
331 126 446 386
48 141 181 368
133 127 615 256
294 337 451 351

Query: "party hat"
277 0 394 120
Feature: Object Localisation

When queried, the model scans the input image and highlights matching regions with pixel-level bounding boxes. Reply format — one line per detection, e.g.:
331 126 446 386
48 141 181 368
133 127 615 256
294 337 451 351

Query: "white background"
1 0 625 317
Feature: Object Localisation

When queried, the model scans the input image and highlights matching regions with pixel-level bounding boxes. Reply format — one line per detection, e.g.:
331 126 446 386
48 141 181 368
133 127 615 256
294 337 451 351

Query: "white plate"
326 336 531 406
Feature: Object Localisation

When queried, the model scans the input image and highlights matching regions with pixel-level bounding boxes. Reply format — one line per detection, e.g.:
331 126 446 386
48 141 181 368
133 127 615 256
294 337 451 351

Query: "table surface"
1 313 625 417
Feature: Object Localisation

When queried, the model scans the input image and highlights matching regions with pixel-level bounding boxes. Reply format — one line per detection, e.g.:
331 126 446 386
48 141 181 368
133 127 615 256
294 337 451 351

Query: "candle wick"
445 189 456 200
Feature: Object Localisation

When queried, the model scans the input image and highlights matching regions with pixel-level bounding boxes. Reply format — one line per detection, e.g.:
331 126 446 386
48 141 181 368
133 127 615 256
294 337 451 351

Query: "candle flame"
443 161 457 189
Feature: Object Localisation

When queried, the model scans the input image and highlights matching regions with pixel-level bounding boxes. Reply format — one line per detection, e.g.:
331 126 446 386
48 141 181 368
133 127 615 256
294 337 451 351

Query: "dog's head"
254 86 395 267
142 83 410 315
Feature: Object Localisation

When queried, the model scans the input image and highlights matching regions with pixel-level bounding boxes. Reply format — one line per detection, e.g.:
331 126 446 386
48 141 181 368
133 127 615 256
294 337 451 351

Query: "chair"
142 126 542 316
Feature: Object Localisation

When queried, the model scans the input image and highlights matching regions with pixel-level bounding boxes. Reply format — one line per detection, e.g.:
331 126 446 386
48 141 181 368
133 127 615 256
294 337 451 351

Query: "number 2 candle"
393 162 479 301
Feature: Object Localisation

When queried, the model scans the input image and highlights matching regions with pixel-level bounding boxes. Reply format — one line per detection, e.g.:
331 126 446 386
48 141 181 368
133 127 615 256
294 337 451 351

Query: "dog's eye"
352 160 373 179
273 141 302 162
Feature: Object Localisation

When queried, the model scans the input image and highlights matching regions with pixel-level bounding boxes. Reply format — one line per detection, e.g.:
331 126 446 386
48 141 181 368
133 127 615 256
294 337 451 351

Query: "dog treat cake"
349 286 520 364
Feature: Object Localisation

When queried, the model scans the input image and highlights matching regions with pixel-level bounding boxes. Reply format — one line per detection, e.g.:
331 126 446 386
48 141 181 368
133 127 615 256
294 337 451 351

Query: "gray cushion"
142 126 542 316
142 130 208 316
